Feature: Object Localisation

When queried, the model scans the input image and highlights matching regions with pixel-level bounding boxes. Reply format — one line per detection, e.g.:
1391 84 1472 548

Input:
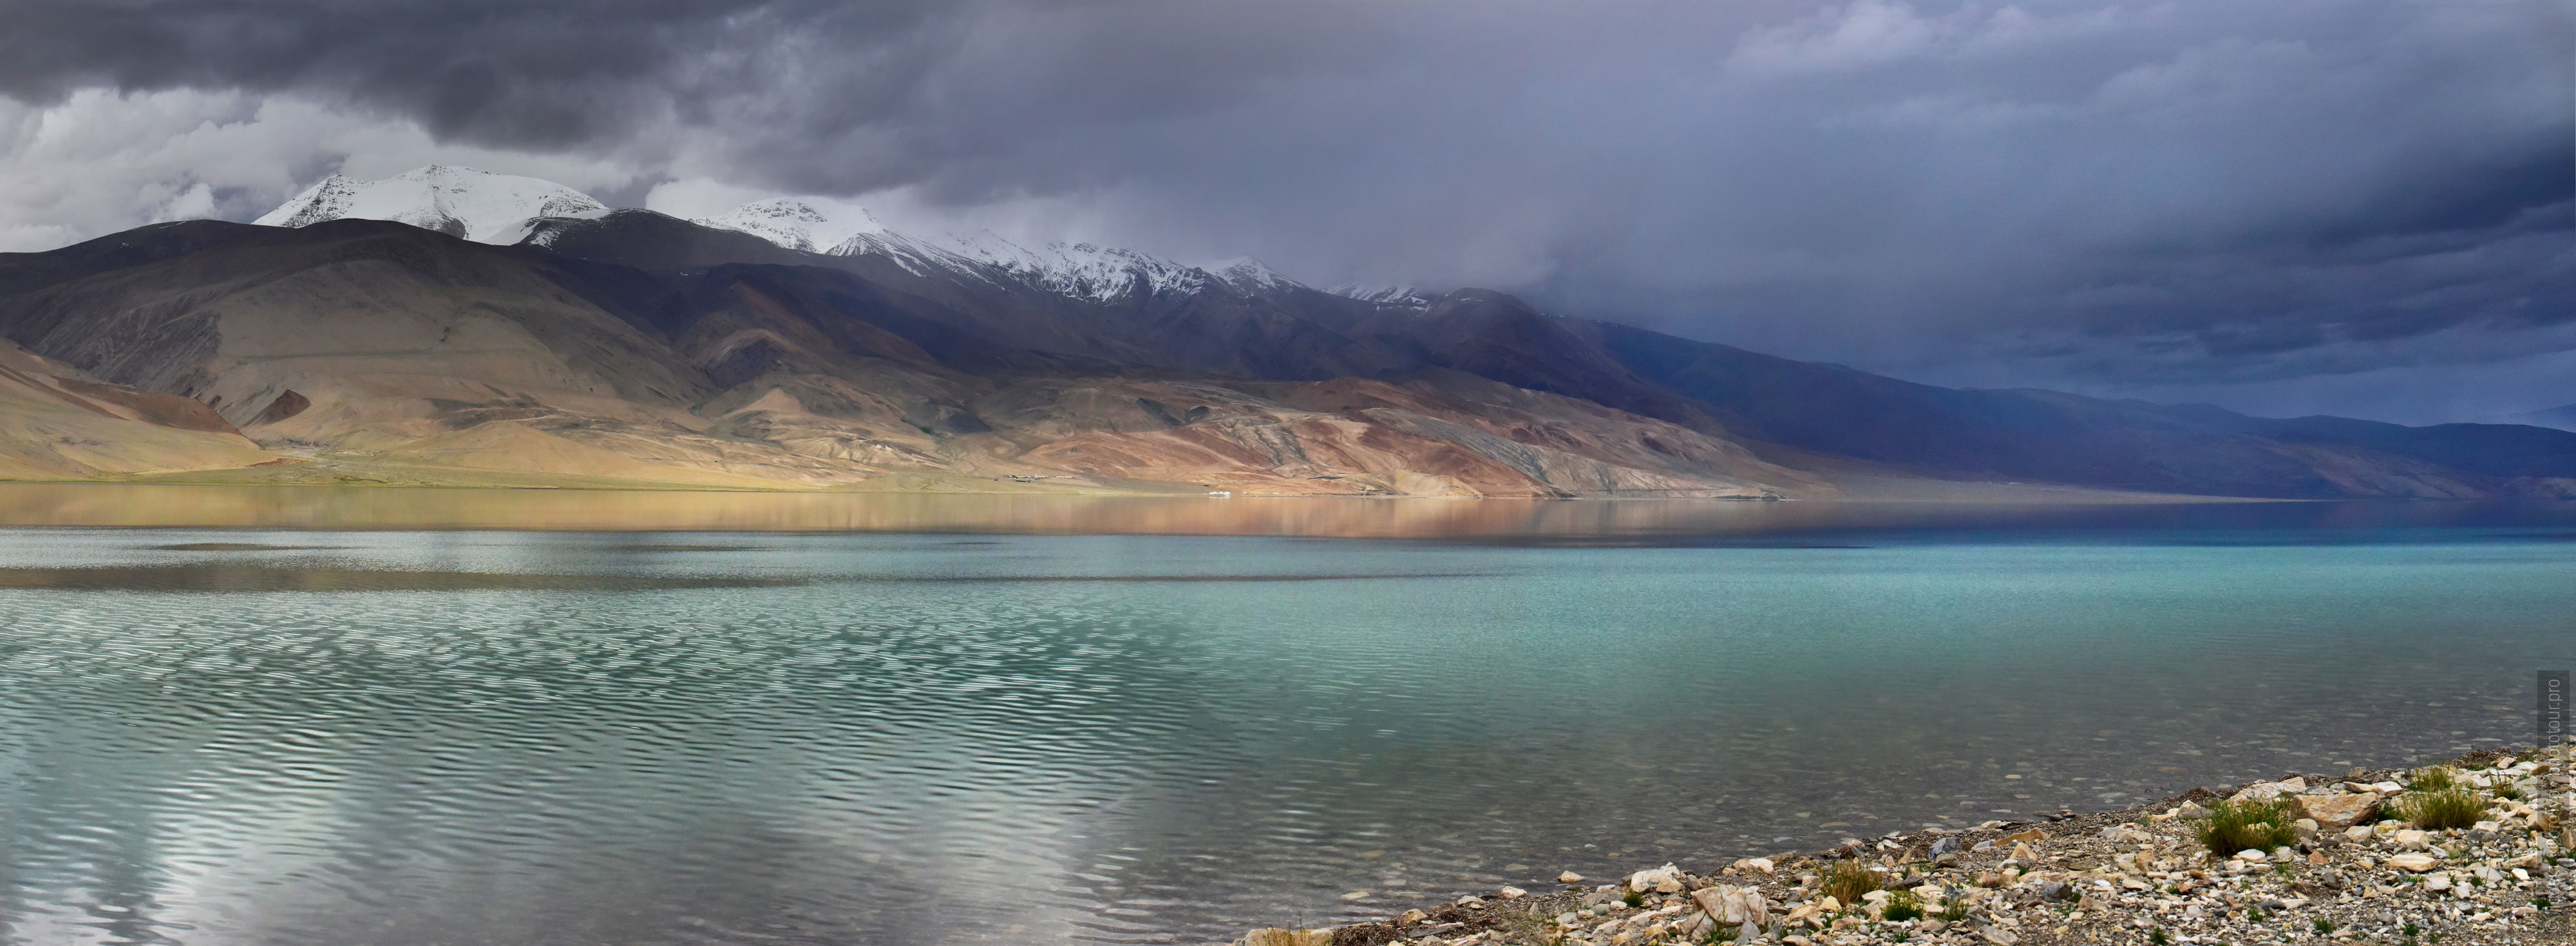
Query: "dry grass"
2394 786 2485 830
1818 859 1882 905
2195 798 2300 855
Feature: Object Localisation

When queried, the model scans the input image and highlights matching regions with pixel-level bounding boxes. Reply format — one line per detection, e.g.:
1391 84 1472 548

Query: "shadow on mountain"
2 209 2572 500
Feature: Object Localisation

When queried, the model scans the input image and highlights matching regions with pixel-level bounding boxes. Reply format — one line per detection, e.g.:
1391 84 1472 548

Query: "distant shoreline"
0 481 2362 534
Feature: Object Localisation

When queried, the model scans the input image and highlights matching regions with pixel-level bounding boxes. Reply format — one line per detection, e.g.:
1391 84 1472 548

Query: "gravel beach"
1235 744 2576 946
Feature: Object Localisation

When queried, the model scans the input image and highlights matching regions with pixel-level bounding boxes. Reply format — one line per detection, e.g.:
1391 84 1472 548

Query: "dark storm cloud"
0 0 959 151
1 0 2569 413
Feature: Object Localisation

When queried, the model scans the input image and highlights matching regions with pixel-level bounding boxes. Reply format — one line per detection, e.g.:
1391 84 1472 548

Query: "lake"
1 489 2571 944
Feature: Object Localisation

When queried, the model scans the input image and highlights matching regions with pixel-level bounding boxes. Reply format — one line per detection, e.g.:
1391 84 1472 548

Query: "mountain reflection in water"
1 482 2569 540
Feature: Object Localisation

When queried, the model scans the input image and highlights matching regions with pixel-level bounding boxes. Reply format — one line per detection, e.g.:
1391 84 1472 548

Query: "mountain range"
1 165 2570 500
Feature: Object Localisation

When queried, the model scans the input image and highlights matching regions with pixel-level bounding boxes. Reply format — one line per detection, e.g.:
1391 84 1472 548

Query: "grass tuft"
1937 886 1971 923
1880 888 1924 922
1818 859 1882 905
2194 799 2298 855
2407 766 2458 791
2395 785 2485 831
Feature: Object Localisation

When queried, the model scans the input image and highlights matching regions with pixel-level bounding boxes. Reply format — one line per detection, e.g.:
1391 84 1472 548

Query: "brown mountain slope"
0 220 1816 497
0 337 274 478
533 209 2576 498
19 214 2567 498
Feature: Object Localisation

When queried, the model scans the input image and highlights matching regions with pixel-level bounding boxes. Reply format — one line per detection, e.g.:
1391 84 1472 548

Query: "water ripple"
0 527 2569 944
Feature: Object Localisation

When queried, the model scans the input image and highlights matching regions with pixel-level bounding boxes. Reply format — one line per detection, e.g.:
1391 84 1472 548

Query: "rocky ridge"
10 166 2576 496
1240 746 2576 946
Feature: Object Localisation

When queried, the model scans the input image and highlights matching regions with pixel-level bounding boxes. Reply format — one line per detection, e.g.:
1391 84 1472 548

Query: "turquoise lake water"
1 499 2571 944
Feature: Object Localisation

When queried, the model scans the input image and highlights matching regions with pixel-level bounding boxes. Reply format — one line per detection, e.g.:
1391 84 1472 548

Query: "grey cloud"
0 1 954 150
0 0 2568 421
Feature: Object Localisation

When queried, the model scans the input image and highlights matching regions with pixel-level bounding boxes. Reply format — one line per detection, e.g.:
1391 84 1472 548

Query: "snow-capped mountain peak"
260 169 1363 309
657 192 1334 306
824 229 1220 304
1329 283 1434 307
693 198 885 253
254 166 609 244
1209 257 1298 292
976 239 1210 303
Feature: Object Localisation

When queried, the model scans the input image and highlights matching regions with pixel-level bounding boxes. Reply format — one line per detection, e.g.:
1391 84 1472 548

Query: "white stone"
2232 780 2300 802
1628 864 1685 894
1495 887 1526 900
2297 793 2382 829
1676 911 1715 939
1559 871 1586 884
2236 849 2268 862
1690 885 1768 926
2387 853 2441 872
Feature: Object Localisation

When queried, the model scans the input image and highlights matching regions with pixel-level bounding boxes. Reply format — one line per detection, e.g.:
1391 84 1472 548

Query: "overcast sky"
0 0 2567 424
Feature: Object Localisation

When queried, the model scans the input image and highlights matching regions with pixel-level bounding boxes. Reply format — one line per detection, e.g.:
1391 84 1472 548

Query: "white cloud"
0 89 652 252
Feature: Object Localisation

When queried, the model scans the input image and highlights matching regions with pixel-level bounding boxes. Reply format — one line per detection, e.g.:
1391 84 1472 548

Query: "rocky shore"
1234 744 2576 946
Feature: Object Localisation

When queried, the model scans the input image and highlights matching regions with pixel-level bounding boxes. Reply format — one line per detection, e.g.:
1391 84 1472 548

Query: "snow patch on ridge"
254 166 608 244
828 229 1234 304
694 198 886 253
1329 283 1434 307
1210 257 1294 292
254 164 1376 310
969 238 1213 304
694 191 1320 304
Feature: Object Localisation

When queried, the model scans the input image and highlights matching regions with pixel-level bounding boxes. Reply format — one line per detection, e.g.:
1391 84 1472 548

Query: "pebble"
2386 852 2441 872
